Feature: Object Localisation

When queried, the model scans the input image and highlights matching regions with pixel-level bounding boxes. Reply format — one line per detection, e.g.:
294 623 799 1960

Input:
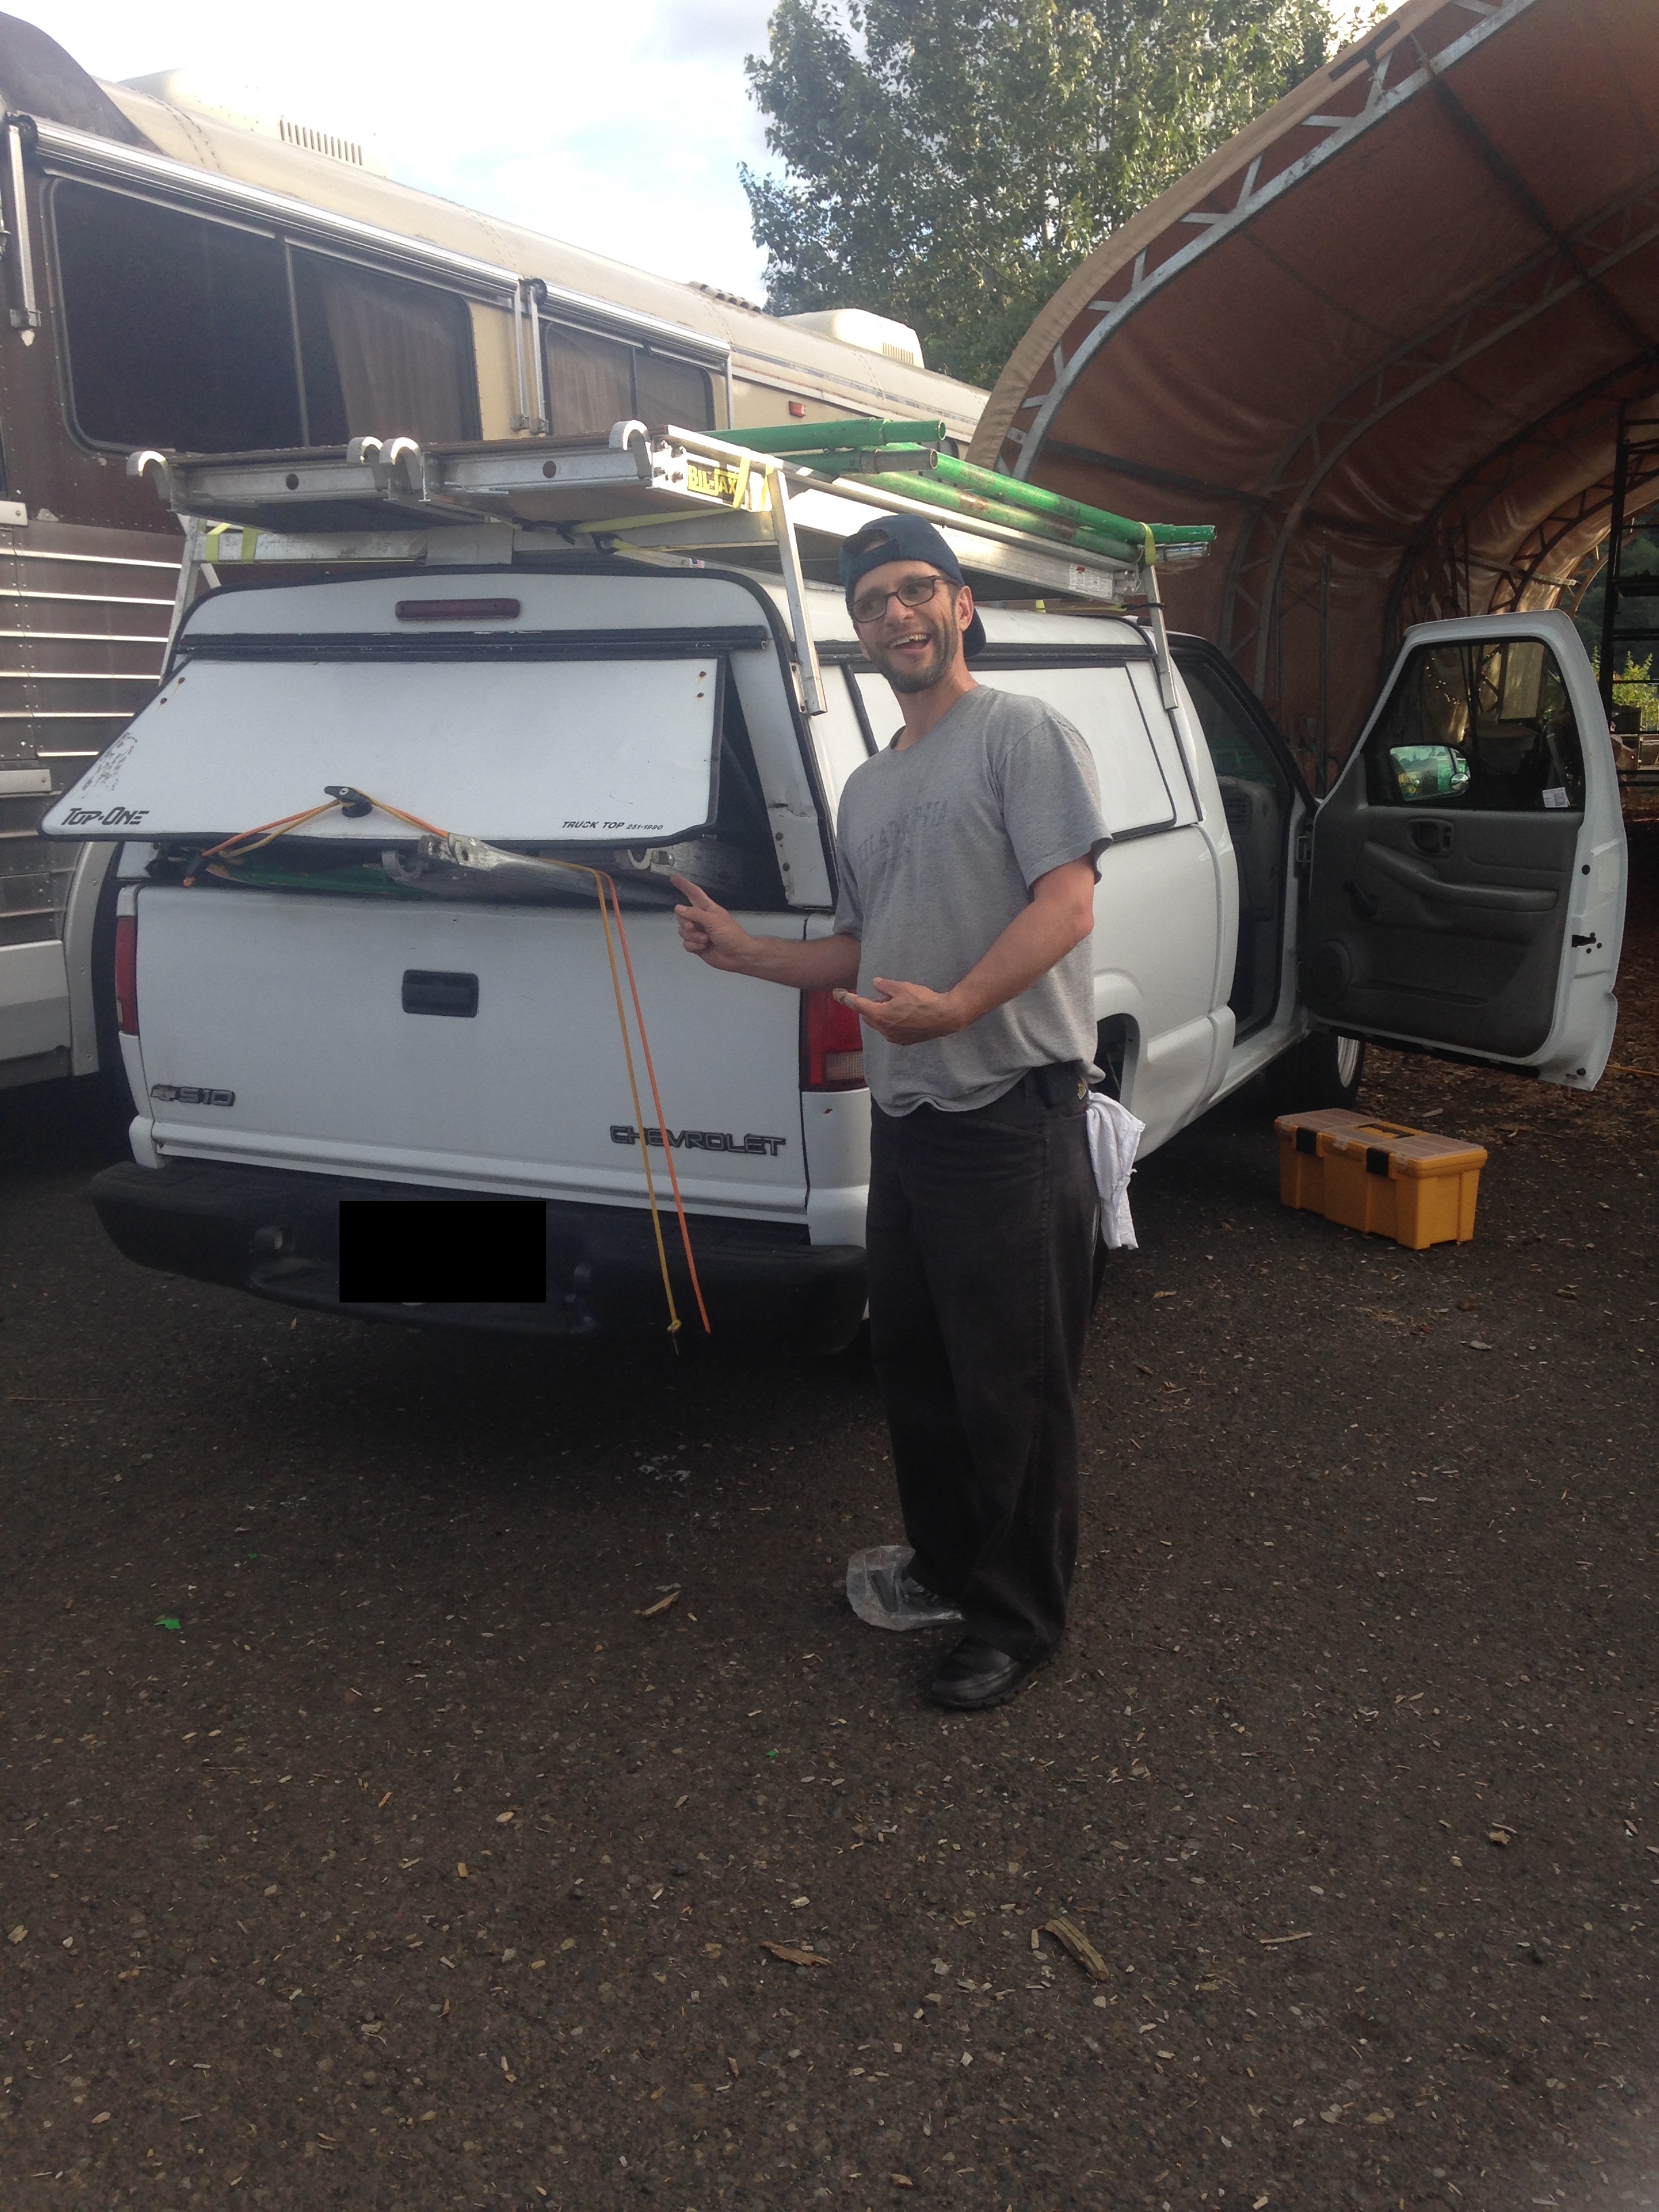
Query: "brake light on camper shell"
801 987 865 1090
114 914 138 1036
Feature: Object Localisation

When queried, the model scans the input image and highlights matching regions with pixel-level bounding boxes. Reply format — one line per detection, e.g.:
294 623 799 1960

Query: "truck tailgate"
131 888 808 1216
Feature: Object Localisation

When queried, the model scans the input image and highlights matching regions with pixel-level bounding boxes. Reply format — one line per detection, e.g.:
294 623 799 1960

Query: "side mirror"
1385 743 1469 802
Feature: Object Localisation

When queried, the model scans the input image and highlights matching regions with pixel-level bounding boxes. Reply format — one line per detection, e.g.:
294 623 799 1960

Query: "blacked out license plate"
336 1199 548 1303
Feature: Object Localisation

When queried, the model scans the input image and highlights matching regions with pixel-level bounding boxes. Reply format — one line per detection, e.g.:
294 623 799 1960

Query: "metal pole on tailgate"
762 459 827 718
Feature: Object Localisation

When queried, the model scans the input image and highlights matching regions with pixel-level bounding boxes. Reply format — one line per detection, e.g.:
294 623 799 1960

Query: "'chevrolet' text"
610 1126 787 1156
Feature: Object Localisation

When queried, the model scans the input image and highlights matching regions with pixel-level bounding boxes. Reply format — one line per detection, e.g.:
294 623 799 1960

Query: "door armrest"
1366 842 1557 912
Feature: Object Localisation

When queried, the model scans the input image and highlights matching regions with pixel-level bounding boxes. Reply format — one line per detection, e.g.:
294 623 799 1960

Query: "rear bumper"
90 1158 867 1352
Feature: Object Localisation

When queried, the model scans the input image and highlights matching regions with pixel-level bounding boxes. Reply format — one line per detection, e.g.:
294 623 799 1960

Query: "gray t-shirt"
832 684 1109 1115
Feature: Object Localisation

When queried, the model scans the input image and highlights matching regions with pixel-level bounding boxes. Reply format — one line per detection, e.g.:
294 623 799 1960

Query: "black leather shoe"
926 1635 1046 1711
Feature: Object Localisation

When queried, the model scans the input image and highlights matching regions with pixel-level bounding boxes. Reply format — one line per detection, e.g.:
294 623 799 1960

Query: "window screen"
51 180 476 453
544 322 714 436
1366 637 1584 813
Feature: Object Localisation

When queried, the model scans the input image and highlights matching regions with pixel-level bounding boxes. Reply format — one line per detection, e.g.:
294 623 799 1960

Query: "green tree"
743 0 1355 388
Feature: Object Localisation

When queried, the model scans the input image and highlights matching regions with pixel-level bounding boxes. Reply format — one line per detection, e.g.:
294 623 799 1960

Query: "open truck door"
1300 612 1626 1088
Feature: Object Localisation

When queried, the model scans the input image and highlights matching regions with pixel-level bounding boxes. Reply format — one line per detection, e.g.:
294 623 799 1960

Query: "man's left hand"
833 977 964 1046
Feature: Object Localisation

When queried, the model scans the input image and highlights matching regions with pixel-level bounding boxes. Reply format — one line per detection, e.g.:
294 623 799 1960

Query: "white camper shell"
49 426 1628 1349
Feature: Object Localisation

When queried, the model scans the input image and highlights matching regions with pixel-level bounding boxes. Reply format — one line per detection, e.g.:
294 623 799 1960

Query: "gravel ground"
1 821 1656 2212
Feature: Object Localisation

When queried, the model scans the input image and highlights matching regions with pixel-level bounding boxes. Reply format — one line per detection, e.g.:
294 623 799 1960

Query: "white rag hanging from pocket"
1084 1092 1145 1252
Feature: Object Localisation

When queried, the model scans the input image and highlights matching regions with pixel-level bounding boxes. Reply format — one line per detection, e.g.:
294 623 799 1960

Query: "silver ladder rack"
130 422 1204 720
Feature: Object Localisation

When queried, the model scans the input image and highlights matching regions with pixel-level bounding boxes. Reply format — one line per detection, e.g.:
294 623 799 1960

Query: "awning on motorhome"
968 0 1659 778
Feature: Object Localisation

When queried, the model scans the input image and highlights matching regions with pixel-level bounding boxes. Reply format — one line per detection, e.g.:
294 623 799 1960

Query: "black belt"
1028 1059 1090 1107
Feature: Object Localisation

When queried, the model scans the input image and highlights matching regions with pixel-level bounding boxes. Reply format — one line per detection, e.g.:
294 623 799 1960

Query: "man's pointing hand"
671 876 754 971
834 977 965 1046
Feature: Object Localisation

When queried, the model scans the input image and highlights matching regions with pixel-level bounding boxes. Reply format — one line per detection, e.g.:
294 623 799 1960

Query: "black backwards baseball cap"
838 513 987 659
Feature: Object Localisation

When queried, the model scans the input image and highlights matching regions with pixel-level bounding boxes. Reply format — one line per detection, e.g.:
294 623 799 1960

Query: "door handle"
1409 818 1453 856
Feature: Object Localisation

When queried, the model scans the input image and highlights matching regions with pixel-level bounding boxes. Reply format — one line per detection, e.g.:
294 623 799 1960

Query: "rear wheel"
1264 1029 1366 1115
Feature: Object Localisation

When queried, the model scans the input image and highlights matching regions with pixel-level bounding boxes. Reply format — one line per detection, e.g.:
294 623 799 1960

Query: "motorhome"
0 14 983 1099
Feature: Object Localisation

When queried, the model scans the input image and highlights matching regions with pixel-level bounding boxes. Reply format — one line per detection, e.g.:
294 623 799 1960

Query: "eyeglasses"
850 573 951 627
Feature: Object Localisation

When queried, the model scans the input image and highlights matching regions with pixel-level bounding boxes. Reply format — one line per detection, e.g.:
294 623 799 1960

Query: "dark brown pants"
865 1073 1097 1662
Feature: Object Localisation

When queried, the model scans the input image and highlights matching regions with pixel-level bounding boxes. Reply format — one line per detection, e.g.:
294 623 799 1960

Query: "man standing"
673 515 1107 1711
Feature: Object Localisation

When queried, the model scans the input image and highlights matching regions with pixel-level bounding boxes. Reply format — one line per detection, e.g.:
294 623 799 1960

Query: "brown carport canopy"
968 0 1659 779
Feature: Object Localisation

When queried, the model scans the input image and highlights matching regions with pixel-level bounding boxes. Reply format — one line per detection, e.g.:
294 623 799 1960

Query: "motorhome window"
634 348 714 431
290 252 476 444
51 181 477 453
544 322 713 436
1365 638 1584 812
53 180 302 451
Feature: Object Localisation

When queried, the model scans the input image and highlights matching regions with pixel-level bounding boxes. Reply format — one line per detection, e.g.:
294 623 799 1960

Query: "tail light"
801 987 865 1090
114 913 138 1036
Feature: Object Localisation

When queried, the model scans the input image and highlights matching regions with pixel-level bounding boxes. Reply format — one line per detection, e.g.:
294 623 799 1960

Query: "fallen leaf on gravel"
360 2020 384 2036
7 1925 24 1944
1039 1917 1110 1982
638 1589 681 1619
155 1616 181 1632
456 1862 468 1879
891 2177 915 2188
90 2111 110 2125
702 1942 722 1959
1487 1826 1516 1847
1467 1338 1492 1351
496 1811 514 1825
1153 1290 1176 1300
761 1942 830 1967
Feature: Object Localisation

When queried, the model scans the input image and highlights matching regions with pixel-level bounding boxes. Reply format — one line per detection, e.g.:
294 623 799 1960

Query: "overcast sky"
11 0 780 299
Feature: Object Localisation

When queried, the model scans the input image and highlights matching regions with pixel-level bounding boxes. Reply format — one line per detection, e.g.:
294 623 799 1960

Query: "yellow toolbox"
1274 1108 1488 1250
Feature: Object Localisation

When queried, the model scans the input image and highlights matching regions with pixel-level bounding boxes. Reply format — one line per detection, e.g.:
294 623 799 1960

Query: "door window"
1366 638 1584 813
1176 650 1294 1037
51 180 477 453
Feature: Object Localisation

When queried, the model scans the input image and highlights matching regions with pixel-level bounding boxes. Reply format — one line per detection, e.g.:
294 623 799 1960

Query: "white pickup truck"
49 431 1626 1352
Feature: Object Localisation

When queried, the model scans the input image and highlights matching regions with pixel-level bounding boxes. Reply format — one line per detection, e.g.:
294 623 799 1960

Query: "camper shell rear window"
43 607 790 911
